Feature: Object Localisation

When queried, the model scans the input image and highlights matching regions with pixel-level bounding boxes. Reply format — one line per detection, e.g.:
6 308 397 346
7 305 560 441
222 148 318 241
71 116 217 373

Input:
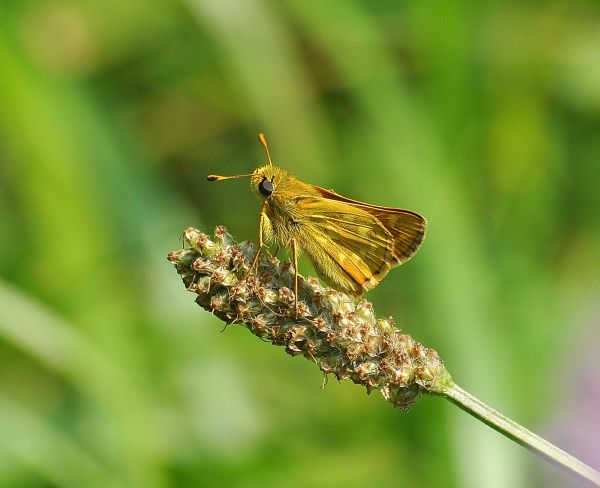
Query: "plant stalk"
440 383 600 487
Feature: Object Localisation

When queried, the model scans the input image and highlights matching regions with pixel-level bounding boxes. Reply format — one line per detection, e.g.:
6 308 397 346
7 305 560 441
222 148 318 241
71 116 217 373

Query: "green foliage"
0 1 599 486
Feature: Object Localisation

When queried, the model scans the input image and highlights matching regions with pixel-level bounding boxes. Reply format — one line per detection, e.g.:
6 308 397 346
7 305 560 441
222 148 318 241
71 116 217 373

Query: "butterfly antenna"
258 132 273 167
207 173 254 182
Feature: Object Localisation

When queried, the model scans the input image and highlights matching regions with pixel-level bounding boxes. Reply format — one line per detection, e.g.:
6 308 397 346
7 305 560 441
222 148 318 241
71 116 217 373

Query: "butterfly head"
249 164 289 200
208 132 288 201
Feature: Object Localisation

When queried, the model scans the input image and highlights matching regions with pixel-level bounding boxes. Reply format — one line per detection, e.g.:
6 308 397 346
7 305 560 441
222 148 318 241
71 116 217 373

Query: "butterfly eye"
258 177 274 197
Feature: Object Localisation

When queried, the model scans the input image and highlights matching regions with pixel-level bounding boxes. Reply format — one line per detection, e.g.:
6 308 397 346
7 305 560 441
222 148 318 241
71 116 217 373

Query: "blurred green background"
1 0 599 487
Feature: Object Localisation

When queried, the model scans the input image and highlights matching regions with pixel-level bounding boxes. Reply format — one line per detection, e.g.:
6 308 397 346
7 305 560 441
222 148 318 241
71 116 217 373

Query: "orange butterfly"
208 134 426 317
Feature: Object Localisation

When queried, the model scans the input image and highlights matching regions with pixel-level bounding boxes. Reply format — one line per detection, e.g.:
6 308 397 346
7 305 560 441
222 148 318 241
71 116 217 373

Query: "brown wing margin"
314 186 427 265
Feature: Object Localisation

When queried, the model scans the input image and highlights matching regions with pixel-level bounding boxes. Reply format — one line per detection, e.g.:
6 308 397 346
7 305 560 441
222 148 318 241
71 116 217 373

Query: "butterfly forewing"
313 186 427 264
295 191 426 296
363 208 426 264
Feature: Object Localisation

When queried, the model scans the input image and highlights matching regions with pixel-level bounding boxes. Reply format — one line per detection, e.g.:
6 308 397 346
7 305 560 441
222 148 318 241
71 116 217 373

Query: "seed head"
168 226 453 410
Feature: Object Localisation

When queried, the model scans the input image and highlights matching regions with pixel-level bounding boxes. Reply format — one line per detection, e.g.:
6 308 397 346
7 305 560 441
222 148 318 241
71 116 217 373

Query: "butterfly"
208 133 426 317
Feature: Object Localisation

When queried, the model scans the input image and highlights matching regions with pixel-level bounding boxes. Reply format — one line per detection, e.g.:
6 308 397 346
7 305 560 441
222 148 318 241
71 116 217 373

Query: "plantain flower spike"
168 226 453 410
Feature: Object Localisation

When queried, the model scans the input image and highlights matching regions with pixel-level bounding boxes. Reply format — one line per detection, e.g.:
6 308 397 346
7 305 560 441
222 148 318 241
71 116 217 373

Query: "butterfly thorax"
250 165 320 247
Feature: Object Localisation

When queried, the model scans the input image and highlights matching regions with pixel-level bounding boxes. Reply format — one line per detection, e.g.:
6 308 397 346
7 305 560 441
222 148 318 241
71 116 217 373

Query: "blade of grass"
0 392 123 488
0 33 168 487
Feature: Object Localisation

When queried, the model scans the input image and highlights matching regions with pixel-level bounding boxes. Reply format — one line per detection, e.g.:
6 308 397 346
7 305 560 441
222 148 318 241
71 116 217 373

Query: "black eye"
258 178 274 197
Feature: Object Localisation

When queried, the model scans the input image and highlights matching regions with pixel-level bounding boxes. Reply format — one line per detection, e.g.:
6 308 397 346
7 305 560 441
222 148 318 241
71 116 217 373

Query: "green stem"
440 383 600 486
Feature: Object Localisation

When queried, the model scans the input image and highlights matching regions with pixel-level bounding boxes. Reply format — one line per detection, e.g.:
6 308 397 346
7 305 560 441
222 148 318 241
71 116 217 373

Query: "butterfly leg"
263 245 279 258
246 202 267 277
292 238 299 319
